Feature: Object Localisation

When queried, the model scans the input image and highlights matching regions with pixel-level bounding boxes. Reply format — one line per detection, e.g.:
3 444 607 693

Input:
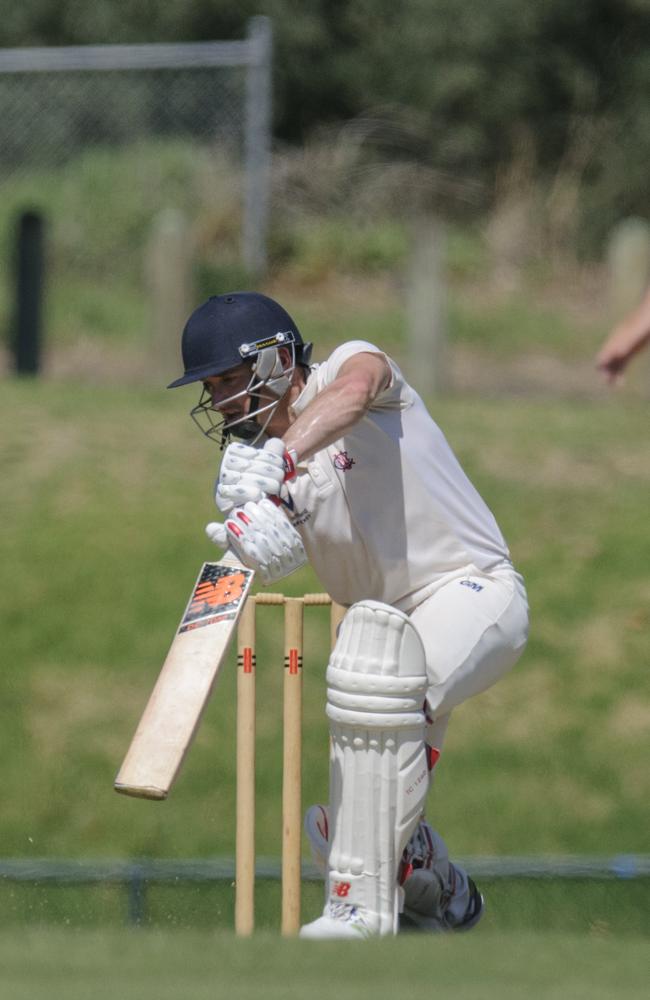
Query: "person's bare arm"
284 352 391 461
597 288 650 383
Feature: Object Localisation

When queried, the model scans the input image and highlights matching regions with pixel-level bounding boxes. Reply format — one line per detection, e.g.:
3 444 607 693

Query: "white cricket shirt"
284 341 512 610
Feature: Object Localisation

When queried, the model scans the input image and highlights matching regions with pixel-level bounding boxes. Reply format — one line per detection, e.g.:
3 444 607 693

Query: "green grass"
271 215 409 281
0 136 609 372
0 141 647 986
449 292 601 360
0 926 647 1000
0 877 648 938
1 380 648 865
0 139 245 349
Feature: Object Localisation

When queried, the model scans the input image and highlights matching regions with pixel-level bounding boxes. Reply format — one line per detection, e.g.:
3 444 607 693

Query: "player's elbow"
336 372 382 419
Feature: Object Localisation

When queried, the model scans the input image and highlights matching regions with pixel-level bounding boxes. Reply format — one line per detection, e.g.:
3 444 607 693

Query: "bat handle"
220 548 242 568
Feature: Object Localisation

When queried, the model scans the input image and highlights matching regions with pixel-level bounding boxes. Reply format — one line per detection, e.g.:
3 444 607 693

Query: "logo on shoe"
332 881 351 898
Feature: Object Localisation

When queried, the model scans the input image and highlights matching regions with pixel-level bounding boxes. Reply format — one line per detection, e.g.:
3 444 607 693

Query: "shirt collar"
291 364 320 416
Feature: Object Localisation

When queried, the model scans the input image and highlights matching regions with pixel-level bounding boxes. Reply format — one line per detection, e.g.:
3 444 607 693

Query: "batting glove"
215 437 298 514
206 497 307 586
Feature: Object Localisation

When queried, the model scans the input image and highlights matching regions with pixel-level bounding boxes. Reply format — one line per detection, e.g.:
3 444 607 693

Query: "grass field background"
1 163 649 994
2 379 648 858
1 927 649 1000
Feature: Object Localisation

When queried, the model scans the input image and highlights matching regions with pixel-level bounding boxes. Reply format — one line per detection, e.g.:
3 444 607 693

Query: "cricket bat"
114 554 254 800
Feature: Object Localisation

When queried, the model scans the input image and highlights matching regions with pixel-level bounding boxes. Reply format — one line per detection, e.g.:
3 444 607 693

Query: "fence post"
146 208 192 382
243 16 273 278
405 216 448 398
12 209 45 376
126 864 146 926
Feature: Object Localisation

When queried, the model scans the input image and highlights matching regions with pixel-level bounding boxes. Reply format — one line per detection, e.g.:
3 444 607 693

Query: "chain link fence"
0 19 272 376
1 854 648 928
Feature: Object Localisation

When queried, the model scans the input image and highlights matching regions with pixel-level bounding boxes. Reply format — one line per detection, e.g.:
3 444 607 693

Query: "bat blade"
114 557 254 800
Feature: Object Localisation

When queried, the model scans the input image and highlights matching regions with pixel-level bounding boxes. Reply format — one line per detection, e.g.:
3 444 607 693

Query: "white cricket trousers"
409 564 529 753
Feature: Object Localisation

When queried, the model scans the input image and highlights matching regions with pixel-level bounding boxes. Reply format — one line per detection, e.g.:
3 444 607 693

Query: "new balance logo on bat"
182 564 252 629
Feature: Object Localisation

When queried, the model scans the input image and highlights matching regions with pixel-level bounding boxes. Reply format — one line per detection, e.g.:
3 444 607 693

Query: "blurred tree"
0 0 648 246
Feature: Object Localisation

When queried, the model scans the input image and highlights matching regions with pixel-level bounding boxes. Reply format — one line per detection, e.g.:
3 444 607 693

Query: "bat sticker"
178 564 253 632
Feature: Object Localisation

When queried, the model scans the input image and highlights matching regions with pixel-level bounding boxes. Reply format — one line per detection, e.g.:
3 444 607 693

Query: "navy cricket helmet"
167 292 311 388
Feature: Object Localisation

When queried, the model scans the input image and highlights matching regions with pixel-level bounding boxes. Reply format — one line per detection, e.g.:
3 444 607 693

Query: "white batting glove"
215 437 298 514
206 497 307 586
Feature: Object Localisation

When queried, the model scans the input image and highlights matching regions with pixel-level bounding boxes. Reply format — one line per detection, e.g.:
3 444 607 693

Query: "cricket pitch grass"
0 927 647 1000
1 382 648 999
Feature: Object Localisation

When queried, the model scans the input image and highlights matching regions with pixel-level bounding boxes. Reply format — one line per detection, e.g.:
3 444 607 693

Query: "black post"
13 210 45 375
126 864 147 926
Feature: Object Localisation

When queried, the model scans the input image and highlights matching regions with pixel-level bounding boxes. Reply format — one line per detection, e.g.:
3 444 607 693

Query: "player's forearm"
618 318 650 355
605 316 650 357
283 373 376 461
600 289 650 359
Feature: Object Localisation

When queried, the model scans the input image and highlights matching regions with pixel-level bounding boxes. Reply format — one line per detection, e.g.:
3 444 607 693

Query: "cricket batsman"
168 291 530 939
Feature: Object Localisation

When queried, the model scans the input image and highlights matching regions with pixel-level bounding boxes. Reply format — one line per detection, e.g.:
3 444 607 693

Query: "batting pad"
325 600 429 935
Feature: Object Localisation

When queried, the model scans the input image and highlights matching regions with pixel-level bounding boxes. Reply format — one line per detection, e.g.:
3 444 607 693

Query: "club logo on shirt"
333 450 355 471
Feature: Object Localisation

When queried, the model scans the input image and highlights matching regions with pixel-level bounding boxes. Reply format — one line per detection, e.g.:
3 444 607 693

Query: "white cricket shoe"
299 901 377 940
304 804 484 934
